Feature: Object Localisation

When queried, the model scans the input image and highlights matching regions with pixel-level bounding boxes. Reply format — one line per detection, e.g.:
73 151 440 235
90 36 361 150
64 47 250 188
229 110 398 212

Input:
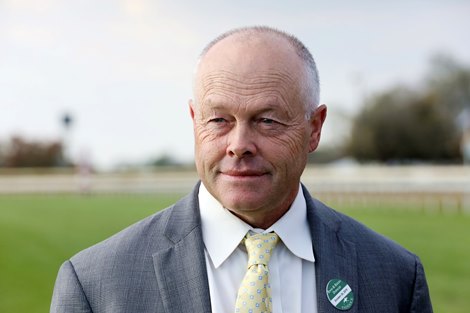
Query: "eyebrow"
200 100 292 121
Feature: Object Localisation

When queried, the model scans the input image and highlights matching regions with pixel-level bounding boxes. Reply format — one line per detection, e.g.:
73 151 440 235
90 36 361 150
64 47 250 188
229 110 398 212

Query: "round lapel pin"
326 279 354 310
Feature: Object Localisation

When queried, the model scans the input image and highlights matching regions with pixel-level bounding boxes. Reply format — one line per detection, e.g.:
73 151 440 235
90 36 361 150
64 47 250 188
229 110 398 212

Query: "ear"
308 104 327 153
189 99 196 122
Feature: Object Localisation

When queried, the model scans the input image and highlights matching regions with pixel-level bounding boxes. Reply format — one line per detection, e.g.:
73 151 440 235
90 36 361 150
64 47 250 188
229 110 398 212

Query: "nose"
226 123 257 158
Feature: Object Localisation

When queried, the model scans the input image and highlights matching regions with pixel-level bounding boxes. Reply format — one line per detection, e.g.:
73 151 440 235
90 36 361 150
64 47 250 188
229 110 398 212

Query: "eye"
256 117 286 133
209 117 226 124
259 118 276 125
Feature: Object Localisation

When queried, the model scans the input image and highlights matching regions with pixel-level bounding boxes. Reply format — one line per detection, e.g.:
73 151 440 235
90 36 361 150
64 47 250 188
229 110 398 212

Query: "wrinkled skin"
190 33 327 229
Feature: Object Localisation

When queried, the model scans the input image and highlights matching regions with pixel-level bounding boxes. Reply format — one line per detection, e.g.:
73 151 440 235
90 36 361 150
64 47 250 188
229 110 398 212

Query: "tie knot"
244 232 279 267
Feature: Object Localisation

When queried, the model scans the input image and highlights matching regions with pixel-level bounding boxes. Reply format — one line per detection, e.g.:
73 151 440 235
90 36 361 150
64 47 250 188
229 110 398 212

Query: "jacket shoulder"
307 195 421 277
53 189 201 311
71 202 173 265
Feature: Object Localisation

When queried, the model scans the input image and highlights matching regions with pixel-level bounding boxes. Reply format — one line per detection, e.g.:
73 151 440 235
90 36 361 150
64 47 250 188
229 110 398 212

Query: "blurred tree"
308 145 346 164
427 55 470 163
150 153 181 167
347 54 470 163
0 145 4 167
347 85 461 163
426 54 470 115
0 136 68 167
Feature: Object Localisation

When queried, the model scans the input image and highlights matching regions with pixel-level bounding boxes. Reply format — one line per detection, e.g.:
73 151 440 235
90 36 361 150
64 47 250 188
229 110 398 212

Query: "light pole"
61 112 73 166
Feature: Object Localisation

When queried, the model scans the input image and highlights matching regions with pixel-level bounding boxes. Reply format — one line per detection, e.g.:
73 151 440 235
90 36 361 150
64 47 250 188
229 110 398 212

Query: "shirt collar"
199 183 251 268
199 183 315 269
266 186 315 263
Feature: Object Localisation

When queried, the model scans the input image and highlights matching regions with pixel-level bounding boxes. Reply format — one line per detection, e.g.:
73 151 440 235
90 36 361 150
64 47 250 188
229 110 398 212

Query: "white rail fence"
1 165 469 213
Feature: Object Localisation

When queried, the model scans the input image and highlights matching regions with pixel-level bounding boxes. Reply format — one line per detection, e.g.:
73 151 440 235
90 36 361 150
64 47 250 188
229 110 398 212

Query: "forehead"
196 71 305 121
200 69 295 98
195 34 306 105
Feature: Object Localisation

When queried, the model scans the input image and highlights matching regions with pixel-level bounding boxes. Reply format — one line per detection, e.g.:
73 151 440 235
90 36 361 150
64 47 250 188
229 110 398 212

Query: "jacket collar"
152 182 212 313
304 185 358 313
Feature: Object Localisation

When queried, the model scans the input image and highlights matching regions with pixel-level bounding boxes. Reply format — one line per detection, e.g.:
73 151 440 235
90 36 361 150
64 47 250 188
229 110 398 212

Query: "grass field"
0 194 469 312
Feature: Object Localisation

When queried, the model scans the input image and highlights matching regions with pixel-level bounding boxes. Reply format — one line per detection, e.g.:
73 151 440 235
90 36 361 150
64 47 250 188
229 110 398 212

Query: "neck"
228 191 298 229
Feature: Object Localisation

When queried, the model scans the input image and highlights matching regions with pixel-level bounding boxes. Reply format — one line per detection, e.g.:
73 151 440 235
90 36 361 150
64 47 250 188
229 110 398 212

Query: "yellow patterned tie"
235 232 279 313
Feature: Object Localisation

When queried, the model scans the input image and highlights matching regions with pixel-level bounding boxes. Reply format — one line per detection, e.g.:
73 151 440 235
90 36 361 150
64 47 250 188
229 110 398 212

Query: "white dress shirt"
199 183 318 313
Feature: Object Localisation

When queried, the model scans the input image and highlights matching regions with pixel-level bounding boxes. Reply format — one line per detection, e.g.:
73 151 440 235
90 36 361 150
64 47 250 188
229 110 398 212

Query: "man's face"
190 35 326 227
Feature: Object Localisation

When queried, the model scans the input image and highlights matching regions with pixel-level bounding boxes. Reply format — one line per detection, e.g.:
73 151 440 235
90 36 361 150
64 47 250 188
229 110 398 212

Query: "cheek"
194 125 226 160
266 128 309 159
195 124 218 145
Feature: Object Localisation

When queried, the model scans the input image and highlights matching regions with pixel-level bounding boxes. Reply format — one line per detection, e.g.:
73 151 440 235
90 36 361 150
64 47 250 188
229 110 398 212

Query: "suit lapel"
304 186 358 313
152 184 212 313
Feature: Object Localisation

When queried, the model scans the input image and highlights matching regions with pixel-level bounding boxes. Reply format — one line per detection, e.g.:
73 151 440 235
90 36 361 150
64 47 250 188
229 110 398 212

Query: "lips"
221 169 267 177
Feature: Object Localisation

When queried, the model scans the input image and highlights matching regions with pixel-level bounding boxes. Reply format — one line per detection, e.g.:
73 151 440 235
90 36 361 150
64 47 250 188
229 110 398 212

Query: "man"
51 26 433 312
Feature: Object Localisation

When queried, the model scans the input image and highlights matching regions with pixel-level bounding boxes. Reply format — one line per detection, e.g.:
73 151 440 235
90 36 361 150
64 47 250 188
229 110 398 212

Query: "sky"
1 0 469 169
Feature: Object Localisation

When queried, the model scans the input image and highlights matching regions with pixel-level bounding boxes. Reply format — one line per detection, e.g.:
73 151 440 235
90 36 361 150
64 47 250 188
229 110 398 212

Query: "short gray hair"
198 26 320 117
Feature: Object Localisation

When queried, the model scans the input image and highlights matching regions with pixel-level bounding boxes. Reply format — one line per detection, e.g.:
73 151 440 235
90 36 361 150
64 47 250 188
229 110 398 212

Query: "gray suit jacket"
51 183 433 312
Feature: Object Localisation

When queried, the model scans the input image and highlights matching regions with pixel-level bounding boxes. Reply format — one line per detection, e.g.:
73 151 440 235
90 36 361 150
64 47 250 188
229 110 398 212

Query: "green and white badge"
326 279 354 310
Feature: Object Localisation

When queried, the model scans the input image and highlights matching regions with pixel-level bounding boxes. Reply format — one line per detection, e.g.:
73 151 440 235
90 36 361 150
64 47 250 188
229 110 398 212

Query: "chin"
208 178 273 208
219 191 266 211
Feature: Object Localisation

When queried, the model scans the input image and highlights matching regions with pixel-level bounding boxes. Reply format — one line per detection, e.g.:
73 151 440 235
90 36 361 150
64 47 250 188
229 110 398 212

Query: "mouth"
220 169 268 179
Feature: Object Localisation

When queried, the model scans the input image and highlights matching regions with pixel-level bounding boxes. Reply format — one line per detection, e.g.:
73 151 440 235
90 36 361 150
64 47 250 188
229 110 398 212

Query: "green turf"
341 206 470 313
0 195 468 313
0 194 180 313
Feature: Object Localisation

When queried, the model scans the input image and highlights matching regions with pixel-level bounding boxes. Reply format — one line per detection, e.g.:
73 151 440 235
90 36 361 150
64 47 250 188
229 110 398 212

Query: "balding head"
194 26 320 118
